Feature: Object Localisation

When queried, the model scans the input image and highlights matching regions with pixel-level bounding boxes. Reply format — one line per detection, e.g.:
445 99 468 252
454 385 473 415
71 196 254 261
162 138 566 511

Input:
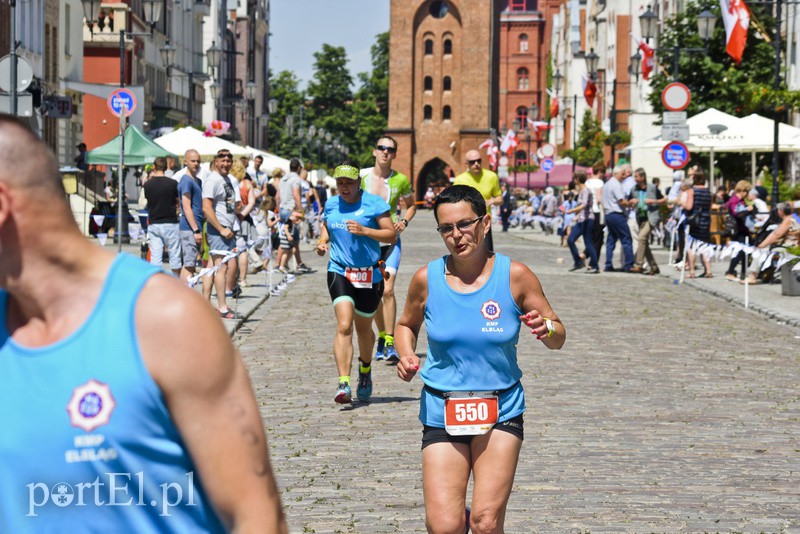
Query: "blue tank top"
323 191 391 279
0 254 224 532
419 253 525 427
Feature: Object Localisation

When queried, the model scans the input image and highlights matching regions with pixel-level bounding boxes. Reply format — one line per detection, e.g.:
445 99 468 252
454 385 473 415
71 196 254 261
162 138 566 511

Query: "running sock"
378 330 386 340
384 334 394 346
359 361 371 374
339 375 350 386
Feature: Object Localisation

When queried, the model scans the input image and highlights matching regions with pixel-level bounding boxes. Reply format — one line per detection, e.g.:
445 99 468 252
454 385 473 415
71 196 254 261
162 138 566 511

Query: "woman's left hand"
346 220 365 235
519 309 548 339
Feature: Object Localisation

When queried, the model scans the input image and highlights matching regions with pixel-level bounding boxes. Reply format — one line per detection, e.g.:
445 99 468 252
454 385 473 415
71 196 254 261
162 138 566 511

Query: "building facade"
387 0 502 197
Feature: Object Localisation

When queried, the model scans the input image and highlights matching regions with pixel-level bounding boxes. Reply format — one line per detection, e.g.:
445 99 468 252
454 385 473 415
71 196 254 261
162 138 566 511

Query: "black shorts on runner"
327 271 384 317
421 414 524 450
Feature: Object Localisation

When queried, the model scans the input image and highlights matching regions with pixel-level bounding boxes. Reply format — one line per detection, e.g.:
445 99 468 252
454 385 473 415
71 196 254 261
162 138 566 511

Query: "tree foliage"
267 33 389 170
563 110 607 166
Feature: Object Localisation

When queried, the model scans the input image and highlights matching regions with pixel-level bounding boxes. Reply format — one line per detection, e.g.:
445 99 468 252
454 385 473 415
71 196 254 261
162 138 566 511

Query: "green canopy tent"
85 124 173 165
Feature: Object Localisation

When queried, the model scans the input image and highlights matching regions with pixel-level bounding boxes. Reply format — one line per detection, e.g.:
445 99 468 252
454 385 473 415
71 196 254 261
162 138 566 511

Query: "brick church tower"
387 0 502 200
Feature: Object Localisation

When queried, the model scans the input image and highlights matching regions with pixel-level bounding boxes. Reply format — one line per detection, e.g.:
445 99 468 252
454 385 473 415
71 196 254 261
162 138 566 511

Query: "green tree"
563 110 606 166
266 70 307 159
350 32 390 165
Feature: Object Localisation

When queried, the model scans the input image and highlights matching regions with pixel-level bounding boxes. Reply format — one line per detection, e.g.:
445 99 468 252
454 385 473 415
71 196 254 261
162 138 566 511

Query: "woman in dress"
682 169 714 277
395 185 565 533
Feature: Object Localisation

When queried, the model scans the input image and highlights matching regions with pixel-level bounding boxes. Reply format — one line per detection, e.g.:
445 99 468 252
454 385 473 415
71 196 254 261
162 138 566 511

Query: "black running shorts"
327 271 384 317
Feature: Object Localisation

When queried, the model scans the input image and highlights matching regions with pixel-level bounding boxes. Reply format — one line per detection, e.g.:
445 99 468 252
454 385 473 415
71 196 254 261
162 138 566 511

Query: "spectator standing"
75 142 87 171
143 157 182 276
630 168 664 275
724 180 752 281
175 149 204 282
566 171 599 273
453 149 503 251
683 170 714 278
601 165 635 272
585 162 606 260
538 186 558 234
276 158 303 223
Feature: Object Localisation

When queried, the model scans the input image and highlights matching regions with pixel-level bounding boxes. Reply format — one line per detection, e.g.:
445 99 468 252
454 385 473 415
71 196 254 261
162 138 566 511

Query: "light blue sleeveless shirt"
419 253 526 427
0 254 224 532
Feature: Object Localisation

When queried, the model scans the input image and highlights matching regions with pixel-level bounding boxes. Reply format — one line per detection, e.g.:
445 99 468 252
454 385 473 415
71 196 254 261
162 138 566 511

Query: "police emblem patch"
66 379 116 432
480 300 501 321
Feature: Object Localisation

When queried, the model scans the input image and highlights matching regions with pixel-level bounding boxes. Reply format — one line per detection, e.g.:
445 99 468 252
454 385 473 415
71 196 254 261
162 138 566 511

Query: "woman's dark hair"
692 169 707 186
433 184 486 222
574 170 587 185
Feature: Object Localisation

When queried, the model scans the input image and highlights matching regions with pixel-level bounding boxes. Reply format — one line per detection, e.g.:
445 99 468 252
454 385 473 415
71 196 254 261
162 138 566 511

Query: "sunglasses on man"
467 158 481 165
375 144 397 154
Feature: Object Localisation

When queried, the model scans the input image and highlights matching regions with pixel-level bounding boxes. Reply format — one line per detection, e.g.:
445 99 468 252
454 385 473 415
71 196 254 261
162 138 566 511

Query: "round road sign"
540 143 556 158
541 157 555 172
661 141 690 169
107 88 137 117
661 82 691 112
0 55 34 92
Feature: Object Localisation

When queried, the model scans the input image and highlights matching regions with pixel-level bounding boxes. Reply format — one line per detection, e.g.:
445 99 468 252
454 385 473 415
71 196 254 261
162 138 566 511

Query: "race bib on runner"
444 392 499 436
344 267 373 288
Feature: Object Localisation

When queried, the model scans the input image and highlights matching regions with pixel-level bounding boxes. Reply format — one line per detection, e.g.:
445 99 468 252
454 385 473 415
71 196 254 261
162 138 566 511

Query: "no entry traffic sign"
662 141 690 169
107 88 137 117
661 82 691 112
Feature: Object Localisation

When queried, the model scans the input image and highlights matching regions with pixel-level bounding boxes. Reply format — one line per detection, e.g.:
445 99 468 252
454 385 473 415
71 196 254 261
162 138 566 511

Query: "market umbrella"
85 125 173 166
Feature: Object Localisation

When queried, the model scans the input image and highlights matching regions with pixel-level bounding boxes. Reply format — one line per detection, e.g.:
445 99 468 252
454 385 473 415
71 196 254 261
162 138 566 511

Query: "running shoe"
297 263 313 273
334 382 352 404
374 337 386 361
286 274 296 283
384 344 399 363
356 368 373 401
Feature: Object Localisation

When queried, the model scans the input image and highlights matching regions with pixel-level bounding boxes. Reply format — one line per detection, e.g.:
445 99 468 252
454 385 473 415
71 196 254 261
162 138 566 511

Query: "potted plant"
781 245 800 296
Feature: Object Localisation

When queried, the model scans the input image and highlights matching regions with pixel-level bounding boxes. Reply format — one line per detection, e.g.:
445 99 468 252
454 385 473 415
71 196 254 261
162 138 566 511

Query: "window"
517 68 529 90
516 106 529 126
425 39 433 55
430 0 448 18
424 76 433 91
444 39 452 54
508 0 536 11
424 105 433 120
443 105 451 120
443 76 452 91
515 149 528 166
519 34 528 53
65 4 71 55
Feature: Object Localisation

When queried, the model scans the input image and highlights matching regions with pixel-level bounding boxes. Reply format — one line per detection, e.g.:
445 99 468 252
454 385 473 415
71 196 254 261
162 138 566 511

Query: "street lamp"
639 6 716 79
585 49 600 79
552 70 563 94
81 0 163 251
629 51 642 80
206 41 222 76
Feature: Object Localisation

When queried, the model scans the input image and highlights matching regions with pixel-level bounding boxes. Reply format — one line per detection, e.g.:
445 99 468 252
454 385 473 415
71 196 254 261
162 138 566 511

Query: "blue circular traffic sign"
661 141 690 170
107 88 136 117
541 157 555 172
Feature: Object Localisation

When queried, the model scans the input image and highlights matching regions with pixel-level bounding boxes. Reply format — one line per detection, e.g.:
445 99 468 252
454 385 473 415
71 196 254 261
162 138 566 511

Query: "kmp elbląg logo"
480 300 501 321
66 379 116 432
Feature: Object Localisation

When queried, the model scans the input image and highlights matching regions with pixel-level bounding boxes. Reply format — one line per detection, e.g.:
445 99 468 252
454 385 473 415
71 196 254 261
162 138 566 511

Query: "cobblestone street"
236 210 800 533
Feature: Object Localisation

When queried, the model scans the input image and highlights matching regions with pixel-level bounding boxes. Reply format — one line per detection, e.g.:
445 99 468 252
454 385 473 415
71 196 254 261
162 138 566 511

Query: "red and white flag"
720 0 750 64
479 138 499 167
582 74 597 108
550 97 559 118
527 118 552 134
499 130 519 154
631 33 656 80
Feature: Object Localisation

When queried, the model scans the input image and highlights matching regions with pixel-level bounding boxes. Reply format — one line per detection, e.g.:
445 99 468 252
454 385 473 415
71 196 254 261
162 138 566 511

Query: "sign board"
661 82 691 112
0 55 34 92
661 124 690 141
662 111 687 124
497 165 509 178
107 88 137 117
541 157 555 172
661 141 690 169
539 143 556 158
499 156 509 167
47 96 73 118
0 93 33 116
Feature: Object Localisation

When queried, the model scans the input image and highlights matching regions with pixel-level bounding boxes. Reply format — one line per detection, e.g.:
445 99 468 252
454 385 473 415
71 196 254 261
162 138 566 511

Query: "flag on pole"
582 74 597 108
720 0 750 64
550 97 559 118
499 130 519 154
631 34 656 80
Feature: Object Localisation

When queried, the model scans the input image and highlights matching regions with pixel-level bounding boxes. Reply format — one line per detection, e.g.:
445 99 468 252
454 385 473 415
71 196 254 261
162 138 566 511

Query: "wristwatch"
543 318 555 338
400 218 409 227
193 229 201 235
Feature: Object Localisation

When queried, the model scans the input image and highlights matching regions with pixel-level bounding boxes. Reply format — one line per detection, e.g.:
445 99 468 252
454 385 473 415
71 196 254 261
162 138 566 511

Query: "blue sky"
269 0 390 89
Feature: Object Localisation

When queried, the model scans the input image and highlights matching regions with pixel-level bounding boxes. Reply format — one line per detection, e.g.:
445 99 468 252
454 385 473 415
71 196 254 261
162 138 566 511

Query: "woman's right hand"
397 354 420 382
315 240 328 256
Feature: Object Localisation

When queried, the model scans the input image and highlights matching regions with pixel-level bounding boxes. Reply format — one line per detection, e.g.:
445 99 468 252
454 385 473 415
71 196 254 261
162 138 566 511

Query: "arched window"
443 105 451 120
516 106 529 127
443 76 452 91
424 76 433 91
519 34 529 52
444 39 452 54
423 105 433 120
517 67 529 90
425 39 433 55
515 149 528 166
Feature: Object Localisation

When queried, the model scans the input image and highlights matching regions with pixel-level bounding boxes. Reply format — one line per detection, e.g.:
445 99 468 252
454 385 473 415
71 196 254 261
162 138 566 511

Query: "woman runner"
395 185 566 532
316 164 396 403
